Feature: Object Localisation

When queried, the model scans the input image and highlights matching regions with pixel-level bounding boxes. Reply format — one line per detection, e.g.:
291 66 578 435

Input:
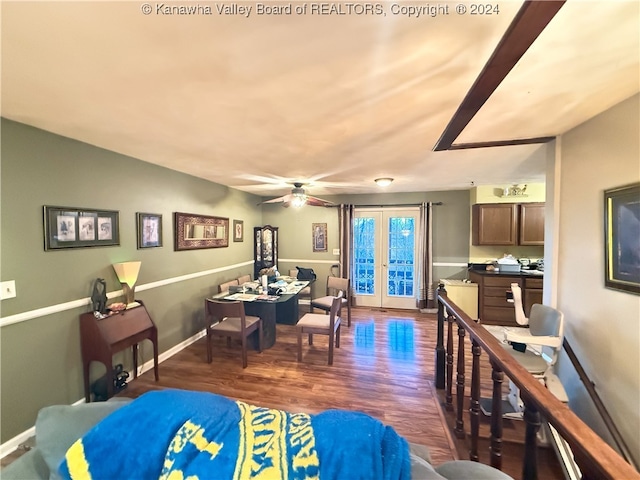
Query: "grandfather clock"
254 225 278 279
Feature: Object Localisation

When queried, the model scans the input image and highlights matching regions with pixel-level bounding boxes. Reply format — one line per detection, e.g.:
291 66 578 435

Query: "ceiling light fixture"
375 177 394 187
291 193 307 208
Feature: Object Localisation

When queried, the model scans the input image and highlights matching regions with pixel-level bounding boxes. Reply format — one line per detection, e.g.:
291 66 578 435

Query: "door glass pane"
353 217 375 295
387 217 415 297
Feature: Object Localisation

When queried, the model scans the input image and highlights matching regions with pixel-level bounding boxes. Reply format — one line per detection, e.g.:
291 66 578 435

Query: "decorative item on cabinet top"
499 184 528 197
44 205 120 250
174 212 229 250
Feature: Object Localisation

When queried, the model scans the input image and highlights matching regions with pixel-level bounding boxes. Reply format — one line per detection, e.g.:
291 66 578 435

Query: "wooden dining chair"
310 276 351 327
218 279 239 293
237 274 252 285
297 296 342 365
205 299 263 368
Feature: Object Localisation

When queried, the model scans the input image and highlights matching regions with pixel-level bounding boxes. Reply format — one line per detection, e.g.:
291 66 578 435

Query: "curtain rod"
333 202 443 208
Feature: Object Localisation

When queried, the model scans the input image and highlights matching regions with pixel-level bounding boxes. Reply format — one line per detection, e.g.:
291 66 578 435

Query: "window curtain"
417 202 437 312
338 204 354 299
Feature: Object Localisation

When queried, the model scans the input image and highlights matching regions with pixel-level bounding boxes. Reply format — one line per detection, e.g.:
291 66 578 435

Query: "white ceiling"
2 1 638 198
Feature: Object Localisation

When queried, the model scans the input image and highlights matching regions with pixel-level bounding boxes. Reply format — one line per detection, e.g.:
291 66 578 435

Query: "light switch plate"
332 248 340 255
1 280 16 300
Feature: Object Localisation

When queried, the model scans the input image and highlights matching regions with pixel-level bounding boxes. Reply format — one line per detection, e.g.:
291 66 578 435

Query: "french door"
352 208 418 309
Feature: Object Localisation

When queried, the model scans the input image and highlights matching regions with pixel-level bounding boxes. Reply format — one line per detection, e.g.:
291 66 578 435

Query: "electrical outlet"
332 248 340 255
1 280 17 300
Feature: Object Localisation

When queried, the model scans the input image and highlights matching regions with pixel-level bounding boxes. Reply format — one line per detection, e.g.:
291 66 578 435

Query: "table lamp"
113 261 141 308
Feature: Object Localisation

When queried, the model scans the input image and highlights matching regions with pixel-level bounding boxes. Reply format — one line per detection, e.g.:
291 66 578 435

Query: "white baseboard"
0 426 35 459
0 329 206 459
135 330 206 376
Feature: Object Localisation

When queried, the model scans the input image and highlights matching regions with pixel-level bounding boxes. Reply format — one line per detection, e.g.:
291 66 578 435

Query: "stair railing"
435 285 639 480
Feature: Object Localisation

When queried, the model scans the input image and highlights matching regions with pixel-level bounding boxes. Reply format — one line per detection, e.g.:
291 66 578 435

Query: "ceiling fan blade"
258 194 292 205
305 195 334 207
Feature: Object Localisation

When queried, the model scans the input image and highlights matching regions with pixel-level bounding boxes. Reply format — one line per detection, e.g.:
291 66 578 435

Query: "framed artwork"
233 219 244 242
137 212 163 249
312 223 327 252
174 212 229 250
604 182 640 295
44 206 120 250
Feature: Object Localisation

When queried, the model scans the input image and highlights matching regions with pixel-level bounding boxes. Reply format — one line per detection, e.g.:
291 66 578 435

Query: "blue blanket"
59 389 410 480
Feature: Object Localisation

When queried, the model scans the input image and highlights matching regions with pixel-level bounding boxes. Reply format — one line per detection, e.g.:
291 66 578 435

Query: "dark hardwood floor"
3 305 565 478
120 306 459 466
122 305 564 478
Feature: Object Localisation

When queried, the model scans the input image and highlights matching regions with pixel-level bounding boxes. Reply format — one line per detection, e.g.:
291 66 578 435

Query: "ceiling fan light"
291 194 307 208
375 177 394 187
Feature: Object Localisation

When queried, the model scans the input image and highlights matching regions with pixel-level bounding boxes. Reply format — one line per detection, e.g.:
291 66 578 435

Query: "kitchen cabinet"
523 277 543 317
469 271 522 326
472 203 517 245
254 225 278 279
472 202 544 246
519 203 545 245
468 271 544 325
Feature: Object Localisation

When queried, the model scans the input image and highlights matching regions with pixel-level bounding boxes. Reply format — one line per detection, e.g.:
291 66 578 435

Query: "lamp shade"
113 261 141 287
113 261 141 306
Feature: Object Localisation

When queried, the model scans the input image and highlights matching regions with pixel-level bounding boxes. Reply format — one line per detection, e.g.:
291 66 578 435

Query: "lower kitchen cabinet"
523 277 543 317
468 271 524 326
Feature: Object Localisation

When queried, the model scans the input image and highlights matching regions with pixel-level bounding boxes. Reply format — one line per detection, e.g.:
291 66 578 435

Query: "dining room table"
211 278 313 349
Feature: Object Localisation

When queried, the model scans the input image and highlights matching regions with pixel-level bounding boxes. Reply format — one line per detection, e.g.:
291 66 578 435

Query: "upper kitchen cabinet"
518 203 545 245
472 203 518 245
472 203 544 246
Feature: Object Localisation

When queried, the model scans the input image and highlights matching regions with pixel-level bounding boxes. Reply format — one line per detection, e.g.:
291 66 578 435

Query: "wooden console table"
80 301 159 402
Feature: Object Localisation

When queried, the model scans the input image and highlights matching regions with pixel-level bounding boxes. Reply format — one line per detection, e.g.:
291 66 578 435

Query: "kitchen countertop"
468 269 544 276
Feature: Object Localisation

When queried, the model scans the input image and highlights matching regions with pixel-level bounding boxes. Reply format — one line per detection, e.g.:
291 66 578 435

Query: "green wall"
0 119 262 442
0 119 471 443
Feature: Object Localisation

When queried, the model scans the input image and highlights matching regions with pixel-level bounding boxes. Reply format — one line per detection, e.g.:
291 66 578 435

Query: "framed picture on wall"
233 220 244 242
44 206 120 250
312 223 327 252
174 212 229 250
137 212 163 249
604 182 640 295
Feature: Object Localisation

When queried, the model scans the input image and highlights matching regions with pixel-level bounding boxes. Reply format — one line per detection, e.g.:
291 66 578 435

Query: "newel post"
435 283 447 389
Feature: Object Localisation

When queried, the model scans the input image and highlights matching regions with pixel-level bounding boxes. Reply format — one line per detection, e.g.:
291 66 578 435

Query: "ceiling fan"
258 182 334 208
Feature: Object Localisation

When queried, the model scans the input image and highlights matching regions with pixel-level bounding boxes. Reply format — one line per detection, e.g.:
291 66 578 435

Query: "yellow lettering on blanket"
234 402 320 480
235 401 287 479
65 440 91 480
160 420 224 480
288 413 320 476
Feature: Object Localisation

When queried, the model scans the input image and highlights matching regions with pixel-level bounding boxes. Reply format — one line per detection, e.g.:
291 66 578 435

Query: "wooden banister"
562 338 638 470
435 287 639 480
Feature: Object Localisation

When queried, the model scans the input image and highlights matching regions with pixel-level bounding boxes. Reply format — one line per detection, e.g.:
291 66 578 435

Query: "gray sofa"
2 400 513 480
